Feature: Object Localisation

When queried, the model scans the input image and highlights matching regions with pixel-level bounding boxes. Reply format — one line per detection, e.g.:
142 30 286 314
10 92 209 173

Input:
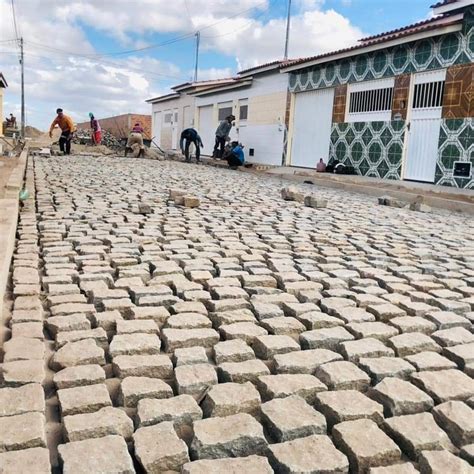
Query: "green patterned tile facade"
435 118 474 189
329 121 405 179
289 25 474 92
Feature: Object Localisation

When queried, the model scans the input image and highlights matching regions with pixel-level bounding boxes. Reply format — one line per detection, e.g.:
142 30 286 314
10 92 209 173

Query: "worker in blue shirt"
180 128 203 163
225 141 245 169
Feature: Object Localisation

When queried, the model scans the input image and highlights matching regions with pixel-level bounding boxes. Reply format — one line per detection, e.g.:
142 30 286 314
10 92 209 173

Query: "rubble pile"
73 129 122 149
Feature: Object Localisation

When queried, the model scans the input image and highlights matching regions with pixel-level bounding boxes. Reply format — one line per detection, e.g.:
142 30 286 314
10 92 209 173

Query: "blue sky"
0 0 435 129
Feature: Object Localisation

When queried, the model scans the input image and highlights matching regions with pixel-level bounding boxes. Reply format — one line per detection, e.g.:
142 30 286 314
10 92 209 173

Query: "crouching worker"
224 141 245 169
180 128 203 163
125 122 145 158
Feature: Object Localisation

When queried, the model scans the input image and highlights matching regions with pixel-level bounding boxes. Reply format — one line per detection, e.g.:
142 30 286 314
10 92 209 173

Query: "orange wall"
76 113 151 139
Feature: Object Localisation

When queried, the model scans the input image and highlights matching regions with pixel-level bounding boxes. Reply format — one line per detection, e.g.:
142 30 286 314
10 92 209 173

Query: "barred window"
349 87 394 113
164 113 173 123
218 106 233 121
412 81 444 109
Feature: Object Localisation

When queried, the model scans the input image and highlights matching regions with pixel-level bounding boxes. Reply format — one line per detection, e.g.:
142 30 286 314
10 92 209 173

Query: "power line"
0 44 189 83
10 0 20 41
19 0 268 59
24 41 188 80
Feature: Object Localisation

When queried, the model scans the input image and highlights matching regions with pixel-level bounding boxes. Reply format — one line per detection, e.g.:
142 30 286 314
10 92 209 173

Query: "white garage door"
152 111 162 147
198 105 214 156
291 88 335 168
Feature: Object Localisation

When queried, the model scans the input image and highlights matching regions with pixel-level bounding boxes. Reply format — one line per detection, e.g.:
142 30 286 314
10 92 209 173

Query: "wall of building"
195 71 289 165
0 88 4 136
150 94 195 150
290 12 473 188
76 113 151 139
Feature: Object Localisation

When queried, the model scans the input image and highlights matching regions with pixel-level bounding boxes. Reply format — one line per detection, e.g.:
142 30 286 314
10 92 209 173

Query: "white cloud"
0 0 364 129
200 8 363 69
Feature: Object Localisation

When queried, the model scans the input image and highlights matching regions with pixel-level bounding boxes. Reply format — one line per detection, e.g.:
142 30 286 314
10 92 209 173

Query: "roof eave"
281 22 462 73
146 93 180 104
191 80 253 97
0 73 7 88
238 62 283 77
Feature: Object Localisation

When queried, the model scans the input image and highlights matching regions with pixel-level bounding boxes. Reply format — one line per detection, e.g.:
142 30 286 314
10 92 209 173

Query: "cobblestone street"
1 155 474 472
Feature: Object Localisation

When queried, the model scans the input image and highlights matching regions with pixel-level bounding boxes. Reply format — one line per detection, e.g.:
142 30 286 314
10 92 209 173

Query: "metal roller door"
290 88 335 168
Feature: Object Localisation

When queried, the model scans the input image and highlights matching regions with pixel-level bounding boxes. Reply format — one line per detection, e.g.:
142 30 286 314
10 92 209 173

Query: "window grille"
218 107 233 121
349 87 394 113
164 113 172 123
412 81 444 109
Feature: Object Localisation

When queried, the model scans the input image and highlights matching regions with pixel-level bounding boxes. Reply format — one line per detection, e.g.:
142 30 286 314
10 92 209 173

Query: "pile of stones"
281 186 328 209
0 155 473 473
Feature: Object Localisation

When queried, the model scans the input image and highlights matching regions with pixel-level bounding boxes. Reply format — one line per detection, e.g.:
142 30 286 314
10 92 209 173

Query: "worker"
49 108 75 155
212 114 235 158
89 113 102 145
125 122 145 158
224 141 245 169
6 113 16 128
180 128 203 163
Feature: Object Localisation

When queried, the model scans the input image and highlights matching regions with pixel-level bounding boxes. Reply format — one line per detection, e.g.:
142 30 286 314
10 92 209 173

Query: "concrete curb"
258 170 474 215
0 146 28 323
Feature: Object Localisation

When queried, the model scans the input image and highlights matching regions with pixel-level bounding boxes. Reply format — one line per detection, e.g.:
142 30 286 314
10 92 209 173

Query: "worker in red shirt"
125 122 145 158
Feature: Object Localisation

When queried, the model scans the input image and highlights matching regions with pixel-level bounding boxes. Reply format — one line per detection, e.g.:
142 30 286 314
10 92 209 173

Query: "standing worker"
212 114 235 159
49 108 75 155
125 122 145 158
180 128 203 163
89 113 102 145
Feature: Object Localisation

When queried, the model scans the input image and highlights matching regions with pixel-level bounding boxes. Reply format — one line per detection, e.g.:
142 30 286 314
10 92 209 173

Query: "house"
76 113 151 141
0 72 8 137
146 79 237 150
282 0 473 188
189 62 290 166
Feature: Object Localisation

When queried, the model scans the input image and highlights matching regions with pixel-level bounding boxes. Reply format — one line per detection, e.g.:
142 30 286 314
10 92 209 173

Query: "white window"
164 112 173 124
347 78 395 122
218 102 233 121
239 99 248 121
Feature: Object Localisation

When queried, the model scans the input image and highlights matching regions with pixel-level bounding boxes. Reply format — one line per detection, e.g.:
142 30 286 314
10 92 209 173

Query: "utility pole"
284 0 292 60
20 36 25 137
193 31 200 83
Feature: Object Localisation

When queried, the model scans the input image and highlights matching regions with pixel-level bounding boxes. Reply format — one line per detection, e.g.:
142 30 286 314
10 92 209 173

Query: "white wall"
150 93 195 149
195 71 289 166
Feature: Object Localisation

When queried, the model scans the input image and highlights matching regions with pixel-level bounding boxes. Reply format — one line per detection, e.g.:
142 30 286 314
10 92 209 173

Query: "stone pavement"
1 155 473 473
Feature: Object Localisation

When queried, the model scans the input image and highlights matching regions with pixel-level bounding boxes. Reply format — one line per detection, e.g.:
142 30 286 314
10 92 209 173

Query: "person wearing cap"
212 114 235 159
49 108 76 155
89 113 102 145
125 122 145 158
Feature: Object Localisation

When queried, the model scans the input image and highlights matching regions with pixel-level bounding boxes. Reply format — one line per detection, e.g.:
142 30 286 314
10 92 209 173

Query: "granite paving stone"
5 155 474 471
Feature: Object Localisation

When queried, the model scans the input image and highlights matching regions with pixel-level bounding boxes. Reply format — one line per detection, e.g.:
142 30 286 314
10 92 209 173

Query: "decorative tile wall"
328 121 405 179
435 118 473 188
442 63 474 118
332 85 348 123
391 74 411 120
289 26 474 93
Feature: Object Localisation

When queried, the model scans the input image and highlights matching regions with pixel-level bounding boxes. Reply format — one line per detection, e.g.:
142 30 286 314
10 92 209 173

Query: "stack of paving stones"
1 154 473 473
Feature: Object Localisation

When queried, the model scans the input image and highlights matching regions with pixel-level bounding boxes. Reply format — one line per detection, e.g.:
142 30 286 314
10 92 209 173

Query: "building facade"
0 73 8 137
191 64 290 166
283 0 473 188
146 79 237 150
